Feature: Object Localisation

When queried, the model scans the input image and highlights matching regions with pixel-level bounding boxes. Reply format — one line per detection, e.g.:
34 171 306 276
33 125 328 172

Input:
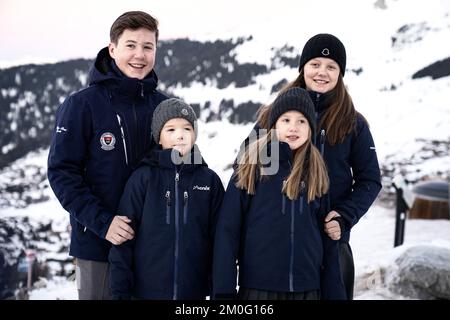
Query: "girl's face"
159 118 195 156
303 57 340 93
108 28 156 80
275 110 310 150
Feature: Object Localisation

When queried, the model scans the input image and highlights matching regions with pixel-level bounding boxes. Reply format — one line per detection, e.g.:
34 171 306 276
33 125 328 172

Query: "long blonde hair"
235 129 329 202
257 71 359 145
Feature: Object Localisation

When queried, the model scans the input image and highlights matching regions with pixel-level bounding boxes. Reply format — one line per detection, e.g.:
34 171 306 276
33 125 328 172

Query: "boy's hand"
106 216 135 245
324 211 342 241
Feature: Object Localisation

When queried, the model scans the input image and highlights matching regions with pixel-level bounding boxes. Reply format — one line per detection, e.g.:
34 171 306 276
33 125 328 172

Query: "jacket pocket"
183 191 189 224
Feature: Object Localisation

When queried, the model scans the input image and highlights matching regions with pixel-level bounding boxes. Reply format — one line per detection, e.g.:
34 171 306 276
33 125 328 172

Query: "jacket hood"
140 144 208 170
88 47 159 97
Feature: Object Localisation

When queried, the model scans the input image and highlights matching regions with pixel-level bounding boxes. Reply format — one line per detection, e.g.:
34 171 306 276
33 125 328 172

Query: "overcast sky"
1 0 448 68
0 0 311 66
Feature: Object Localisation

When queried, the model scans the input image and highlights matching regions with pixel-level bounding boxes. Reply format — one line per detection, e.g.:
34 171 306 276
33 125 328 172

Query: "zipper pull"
183 191 188 204
281 180 287 215
140 82 144 97
175 172 179 182
320 129 326 155
165 190 171 206
299 182 305 215
183 191 189 224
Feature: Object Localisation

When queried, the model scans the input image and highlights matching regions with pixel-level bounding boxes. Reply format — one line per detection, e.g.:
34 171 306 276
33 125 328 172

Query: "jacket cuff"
97 212 115 239
333 209 353 231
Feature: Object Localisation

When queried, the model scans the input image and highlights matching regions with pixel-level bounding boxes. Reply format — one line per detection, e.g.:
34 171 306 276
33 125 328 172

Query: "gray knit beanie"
151 98 198 143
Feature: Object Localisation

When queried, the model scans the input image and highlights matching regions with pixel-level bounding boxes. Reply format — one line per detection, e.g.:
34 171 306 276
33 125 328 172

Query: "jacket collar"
263 140 295 166
308 90 333 115
141 145 208 171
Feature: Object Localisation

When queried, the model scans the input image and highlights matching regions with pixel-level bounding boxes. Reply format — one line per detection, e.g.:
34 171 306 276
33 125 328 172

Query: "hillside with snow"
1 0 450 300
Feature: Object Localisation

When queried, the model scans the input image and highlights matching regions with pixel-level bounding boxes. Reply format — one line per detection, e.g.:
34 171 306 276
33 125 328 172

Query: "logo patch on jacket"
193 185 210 191
100 132 116 151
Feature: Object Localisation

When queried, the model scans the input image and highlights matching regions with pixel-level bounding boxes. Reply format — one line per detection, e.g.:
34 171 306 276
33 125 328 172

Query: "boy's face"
108 28 156 80
275 110 310 150
159 118 195 156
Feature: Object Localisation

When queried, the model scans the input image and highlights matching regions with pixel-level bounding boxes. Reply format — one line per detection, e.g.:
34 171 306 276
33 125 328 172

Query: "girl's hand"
324 211 342 240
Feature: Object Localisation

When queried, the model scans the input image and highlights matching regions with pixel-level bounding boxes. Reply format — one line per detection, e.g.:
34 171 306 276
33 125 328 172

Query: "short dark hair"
110 11 159 44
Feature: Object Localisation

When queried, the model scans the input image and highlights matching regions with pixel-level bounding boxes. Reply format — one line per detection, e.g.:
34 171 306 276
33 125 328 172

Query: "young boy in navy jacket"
213 87 345 300
109 98 225 299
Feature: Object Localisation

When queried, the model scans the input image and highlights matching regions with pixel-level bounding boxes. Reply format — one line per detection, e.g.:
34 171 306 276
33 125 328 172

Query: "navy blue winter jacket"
109 146 225 300
47 47 168 261
213 142 345 299
309 91 382 242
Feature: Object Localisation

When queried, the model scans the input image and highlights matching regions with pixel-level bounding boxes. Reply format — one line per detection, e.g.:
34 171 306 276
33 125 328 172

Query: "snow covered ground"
351 204 450 299
24 200 450 300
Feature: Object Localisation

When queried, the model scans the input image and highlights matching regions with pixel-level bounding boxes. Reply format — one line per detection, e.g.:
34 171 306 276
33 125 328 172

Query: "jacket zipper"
281 180 286 215
165 191 171 224
183 191 189 224
116 114 129 165
314 93 321 146
288 181 306 292
173 172 180 300
284 160 295 291
299 181 305 216
132 103 138 162
289 198 295 292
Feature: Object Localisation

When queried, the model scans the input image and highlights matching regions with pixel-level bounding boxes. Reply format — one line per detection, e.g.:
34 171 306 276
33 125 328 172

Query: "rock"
386 245 450 299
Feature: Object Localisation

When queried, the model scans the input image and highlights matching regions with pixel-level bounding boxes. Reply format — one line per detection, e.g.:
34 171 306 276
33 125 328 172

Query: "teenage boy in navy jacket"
109 98 224 299
47 11 168 299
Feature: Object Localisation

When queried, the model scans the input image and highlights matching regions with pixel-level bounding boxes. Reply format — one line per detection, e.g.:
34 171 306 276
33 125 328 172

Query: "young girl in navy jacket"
213 87 345 300
109 98 224 299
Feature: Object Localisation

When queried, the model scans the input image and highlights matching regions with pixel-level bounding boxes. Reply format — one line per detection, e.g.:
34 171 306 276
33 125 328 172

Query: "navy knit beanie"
269 87 316 136
151 98 198 143
298 33 347 76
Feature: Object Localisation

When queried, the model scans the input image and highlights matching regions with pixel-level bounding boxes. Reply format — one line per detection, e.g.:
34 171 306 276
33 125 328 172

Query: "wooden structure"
408 181 449 220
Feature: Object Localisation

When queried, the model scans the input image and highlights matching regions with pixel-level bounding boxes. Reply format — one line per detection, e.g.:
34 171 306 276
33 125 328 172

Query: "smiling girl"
213 87 345 300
